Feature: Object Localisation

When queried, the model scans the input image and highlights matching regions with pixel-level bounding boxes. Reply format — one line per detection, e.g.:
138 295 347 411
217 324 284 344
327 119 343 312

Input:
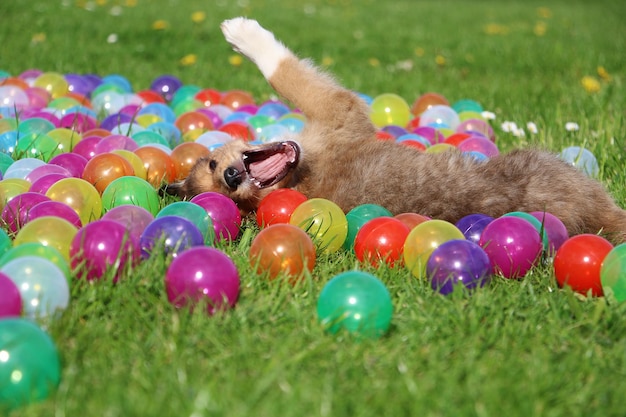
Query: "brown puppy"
168 17 626 243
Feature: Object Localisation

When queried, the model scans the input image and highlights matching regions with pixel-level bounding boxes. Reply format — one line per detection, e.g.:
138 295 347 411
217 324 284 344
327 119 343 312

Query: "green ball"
317 271 393 338
156 201 213 242
0 318 61 411
0 243 71 282
600 243 626 302
101 176 161 216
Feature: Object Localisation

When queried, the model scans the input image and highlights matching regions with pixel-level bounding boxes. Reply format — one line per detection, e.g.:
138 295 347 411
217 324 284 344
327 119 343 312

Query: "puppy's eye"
209 160 217 171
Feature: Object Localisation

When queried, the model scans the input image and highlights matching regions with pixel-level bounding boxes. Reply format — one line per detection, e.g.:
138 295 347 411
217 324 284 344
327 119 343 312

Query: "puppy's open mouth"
243 141 300 188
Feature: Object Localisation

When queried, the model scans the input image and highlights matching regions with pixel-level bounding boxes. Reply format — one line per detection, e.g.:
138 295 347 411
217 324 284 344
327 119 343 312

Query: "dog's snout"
224 166 243 189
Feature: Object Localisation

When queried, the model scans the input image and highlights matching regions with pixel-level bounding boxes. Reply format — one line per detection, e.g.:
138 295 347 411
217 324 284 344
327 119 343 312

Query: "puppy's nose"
224 167 243 189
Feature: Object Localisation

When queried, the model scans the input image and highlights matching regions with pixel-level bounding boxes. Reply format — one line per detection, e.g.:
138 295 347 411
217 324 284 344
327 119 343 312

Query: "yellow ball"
370 93 411 128
403 220 465 279
33 72 69 99
45 178 103 225
0 178 30 211
290 198 348 254
14 216 78 263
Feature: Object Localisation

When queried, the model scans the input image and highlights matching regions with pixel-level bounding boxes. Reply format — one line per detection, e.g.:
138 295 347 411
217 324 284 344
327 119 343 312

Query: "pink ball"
529 211 569 254
102 205 154 243
1 192 51 233
72 136 102 160
29 173 70 194
24 164 72 184
478 216 543 279
457 136 499 157
190 192 241 242
0 272 22 318
165 246 240 314
49 152 89 177
94 134 139 154
27 200 82 228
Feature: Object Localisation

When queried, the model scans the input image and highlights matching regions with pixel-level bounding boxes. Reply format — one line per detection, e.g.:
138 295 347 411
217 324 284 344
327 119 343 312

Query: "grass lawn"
2 0 626 416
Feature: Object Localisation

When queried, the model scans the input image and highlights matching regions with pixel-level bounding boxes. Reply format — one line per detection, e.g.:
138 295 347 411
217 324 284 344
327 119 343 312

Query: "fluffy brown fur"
167 17 626 243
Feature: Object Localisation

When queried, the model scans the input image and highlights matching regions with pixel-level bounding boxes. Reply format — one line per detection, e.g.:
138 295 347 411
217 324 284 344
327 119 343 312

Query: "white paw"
221 17 291 79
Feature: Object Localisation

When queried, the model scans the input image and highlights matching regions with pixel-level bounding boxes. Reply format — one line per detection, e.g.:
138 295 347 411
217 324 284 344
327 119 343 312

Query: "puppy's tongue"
243 141 300 188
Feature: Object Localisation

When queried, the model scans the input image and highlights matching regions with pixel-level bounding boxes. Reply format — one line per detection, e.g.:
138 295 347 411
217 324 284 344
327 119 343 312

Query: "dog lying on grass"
167 17 626 244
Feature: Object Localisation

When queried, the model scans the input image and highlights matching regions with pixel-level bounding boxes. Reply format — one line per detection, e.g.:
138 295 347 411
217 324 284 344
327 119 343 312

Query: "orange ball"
394 212 430 230
174 111 214 135
411 92 449 117
170 142 211 180
133 146 176 187
82 152 135 194
220 89 255 110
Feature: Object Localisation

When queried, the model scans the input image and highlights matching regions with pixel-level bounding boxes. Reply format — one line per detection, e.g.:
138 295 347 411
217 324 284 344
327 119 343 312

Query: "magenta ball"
190 192 241 242
165 246 240 314
27 200 82 228
529 211 569 253
70 219 140 281
102 205 154 243
0 272 22 318
94 134 139 154
29 173 70 194
1 192 51 233
71 136 102 160
478 216 543 279
49 152 89 177
426 239 492 295
457 136 499 157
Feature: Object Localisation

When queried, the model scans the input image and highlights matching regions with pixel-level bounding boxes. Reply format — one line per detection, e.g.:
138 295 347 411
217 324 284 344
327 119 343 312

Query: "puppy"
167 17 626 243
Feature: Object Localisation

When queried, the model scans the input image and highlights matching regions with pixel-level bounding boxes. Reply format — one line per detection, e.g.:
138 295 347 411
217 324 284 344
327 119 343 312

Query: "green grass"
2 0 626 416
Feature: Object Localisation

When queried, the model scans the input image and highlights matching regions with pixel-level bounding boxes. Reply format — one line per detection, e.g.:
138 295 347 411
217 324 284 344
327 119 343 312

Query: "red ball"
256 189 308 228
354 217 410 267
553 234 613 296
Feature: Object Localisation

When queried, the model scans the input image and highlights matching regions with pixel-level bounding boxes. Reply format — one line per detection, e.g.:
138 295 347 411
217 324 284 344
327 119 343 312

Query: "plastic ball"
394 212 430 230
403 220 465 279
249 223 316 281
354 217 410 267
1 256 69 319
4 158 46 180
33 71 69 98
560 146 599 177
29 173 70 195
0 272 22 318
165 246 240 314
452 99 483 114
458 136 499 158
134 146 176 187
455 214 494 244
70 219 140 281
150 75 183 102
220 89 255 110
101 204 154 242
0 178 30 211
0 243 71 281
478 216 543 279
343 204 392 251
553 234 613 296
0 319 61 410
418 105 460 130
600 244 626 302
174 111 214 135
170 142 211 180
426 239 492 295
256 189 308 228
289 198 348 253
529 211 569 253
81 152 135 194
140 216 205 259
1 192 50 233
14 216 78 262
24 163 71 184
190 192 241 242
411 92 450 116
101 176 160 216
370 93 411 128
317 271 393 338
45 177 102 225
71 135 101 160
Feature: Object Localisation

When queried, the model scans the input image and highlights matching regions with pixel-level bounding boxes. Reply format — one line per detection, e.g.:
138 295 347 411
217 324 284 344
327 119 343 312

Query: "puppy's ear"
161 181 190 199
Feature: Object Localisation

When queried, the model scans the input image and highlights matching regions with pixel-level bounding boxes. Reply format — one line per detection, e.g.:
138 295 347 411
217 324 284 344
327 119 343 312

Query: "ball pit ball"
256 188 308 228
140 216 205 259
14 216 78 262
70 219 140 281
600 244 626 302
156 201 212 241
45 177 103 225
101 204 154 242
411 92 450 116
316 271 393 338
458 136 499 158
553 234 613 297
81 152 135 194
426 239 492 295
134 146 176 187
26 200 82 228
249 223 316 282
370 93 412 128
394 212 430 230
289 198 348 254
560 146 599 177
455 213 494 244
150 74 183 102
0 192 50 233
165 246 240 315
502 211 550 253
354 217 410 268
0 242 71 281
0 272 22 318
190 192 241 242
1 256 69 319
418 105 460 130
478 216 543 279
403 220 465 279
170 142 211 180
0 318 61 411
101 176 160 216
220 89 255 110
529 211 569 254
343 204 393 251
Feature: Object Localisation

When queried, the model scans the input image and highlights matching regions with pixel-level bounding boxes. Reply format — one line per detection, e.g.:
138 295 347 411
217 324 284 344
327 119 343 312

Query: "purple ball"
529 211 569 254
382 125 408 138
478 216 543 279
102 205 154 243
49 152 89 177
190 192 241 242
70 219 140 281
455 214 494 244
139 216 205 259
100 113 134 132
427 239 492 295
457 136 499 157
0 272 22 318
165 246 240 314
64 74 93 96
150 75 183 102
412 126 445 144
27 200 82 228
1 192 51 233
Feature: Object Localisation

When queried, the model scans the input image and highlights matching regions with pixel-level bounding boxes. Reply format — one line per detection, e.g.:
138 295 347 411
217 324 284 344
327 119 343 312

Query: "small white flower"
107 33 118 44
565 122 580 132
109 5 123 16
526 122 538 134
501 121 517 133
513 127 525 137
481 111 496 120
